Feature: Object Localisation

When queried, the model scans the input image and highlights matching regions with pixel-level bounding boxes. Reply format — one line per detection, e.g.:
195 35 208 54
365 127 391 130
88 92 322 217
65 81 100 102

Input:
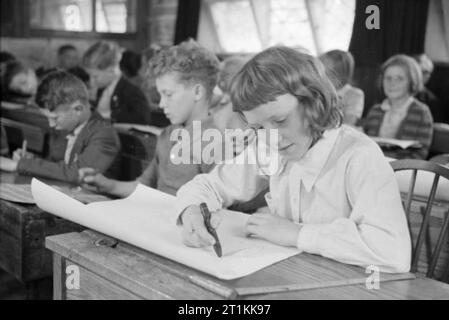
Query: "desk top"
44 230 444 300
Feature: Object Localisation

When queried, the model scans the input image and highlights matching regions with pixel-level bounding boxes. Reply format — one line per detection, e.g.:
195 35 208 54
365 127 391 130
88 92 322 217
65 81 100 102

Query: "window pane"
209 0 262 53
269 0 316 52
30 0 93 32
95 0 137 33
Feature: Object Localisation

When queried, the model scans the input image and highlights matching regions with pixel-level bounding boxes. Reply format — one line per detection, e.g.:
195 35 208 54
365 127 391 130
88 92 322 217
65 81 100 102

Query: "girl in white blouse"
175 47 411 273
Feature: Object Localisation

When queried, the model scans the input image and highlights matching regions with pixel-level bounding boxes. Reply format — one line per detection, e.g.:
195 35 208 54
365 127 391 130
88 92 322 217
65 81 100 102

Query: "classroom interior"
0 0 449 300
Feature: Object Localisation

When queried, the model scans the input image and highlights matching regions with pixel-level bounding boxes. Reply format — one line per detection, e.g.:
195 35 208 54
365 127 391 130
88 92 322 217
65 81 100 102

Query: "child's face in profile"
156 73 198 125
242 93 313 161
45 101 85 131
86 67 118 89
383 65 411 101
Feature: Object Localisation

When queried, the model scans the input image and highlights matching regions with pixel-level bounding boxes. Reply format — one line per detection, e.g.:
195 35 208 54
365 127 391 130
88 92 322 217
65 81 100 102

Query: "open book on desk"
371 137 421 149
114 123 163 136
31 179 299 281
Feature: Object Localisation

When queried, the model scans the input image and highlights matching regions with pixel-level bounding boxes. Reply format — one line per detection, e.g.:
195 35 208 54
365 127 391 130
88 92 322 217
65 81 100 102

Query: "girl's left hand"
246 213 301 247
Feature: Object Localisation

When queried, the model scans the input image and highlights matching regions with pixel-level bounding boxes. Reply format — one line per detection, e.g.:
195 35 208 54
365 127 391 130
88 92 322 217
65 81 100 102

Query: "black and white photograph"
0 0 448 304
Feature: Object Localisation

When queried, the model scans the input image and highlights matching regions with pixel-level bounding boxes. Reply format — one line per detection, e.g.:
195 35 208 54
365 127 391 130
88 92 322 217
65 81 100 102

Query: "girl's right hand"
178 205 221 248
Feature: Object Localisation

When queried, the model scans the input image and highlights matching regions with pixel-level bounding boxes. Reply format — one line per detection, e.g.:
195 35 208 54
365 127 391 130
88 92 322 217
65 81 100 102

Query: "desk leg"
53 253 66 300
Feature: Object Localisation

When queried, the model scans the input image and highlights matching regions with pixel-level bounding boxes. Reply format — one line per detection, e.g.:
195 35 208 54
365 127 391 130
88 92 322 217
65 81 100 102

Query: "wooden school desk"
0 172 85 298
46 230 449 300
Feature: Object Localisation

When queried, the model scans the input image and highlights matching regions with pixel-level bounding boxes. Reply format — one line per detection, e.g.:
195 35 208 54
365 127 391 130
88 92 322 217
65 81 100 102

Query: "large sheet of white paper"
31 179 300 280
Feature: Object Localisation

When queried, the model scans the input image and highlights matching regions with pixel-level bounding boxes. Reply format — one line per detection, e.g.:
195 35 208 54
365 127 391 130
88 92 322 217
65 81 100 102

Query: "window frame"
26 0 145 40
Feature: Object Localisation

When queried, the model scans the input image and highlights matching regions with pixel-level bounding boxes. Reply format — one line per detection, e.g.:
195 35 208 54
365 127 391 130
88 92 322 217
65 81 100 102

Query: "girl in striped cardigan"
364 54 433 159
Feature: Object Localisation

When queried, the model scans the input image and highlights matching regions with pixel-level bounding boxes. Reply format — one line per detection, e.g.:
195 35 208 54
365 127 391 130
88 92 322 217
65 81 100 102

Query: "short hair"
319 50 355 90
230 46 342 141
35 71 89 111
148 40 220 99
119 50 142 78
381 54 423 95
82 41 121 70
58 44 77 56
218 56 249 93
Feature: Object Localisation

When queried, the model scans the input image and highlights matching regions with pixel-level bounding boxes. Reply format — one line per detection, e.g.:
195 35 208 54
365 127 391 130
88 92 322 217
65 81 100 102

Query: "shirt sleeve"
176 144 269 215
296 146 412 273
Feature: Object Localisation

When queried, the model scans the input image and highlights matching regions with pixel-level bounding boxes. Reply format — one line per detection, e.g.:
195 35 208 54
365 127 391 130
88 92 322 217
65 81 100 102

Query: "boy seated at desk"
82 41 153 126
0 71 121 184
176 46 412 273
80 40 221 197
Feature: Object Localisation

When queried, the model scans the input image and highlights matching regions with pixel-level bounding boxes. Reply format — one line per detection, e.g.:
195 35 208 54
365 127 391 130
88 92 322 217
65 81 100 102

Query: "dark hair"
319 50 355 90
230 46 342 141
58 45 77 56
68 67 90 84
119 50 142 78
35 71 89 110
0 51 16 64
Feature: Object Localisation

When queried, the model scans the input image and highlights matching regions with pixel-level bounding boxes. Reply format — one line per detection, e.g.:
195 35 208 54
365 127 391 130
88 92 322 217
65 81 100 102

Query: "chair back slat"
391 159 449 280
404 169 417 217
428 212 449 277
411 174 439 272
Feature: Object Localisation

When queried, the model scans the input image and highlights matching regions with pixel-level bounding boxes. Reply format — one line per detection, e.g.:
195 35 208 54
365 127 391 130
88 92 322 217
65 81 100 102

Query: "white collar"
290 127 341 192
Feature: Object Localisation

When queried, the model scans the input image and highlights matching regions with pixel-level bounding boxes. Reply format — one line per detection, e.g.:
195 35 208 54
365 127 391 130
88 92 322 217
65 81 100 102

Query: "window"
30 0 137 34
199 0 356 55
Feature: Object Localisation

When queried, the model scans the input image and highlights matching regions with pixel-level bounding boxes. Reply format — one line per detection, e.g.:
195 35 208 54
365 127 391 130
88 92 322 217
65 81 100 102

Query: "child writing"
176 46 412 273
80 40 221 197
0 71 121 183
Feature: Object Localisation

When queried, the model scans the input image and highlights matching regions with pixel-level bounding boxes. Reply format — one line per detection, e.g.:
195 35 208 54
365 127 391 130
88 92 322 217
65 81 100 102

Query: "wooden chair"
391 159 449 281
429 123 449 158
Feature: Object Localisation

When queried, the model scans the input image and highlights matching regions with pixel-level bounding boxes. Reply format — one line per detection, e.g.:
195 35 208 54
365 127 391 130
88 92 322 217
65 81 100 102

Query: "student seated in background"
82 41 152 125
1 61 38 105
319 50 364 126
413 53 443 122
364 54 434 159
176 46 411 273
119 50 142 87
57 45 80 71
80 40 221 196
0 71 121 183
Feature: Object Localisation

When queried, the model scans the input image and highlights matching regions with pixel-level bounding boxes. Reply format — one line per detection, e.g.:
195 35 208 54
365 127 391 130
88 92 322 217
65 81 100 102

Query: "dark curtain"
349 0 430 115
174 0 201 44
